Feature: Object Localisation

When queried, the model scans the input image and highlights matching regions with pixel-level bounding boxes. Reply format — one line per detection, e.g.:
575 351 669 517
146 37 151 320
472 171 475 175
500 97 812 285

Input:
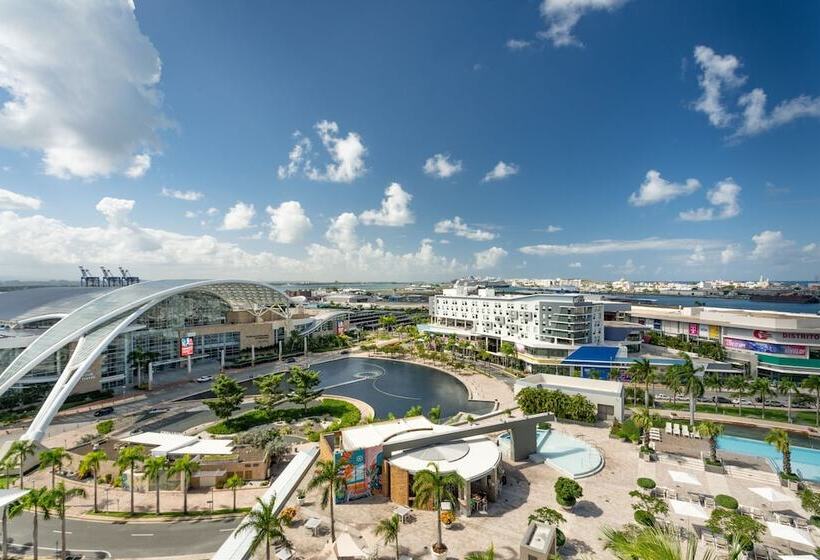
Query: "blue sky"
0 0 818 281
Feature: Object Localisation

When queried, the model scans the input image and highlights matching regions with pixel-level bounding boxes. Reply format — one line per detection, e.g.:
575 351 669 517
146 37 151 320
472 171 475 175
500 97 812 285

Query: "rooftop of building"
517 372 625 396
0 286 113 323
631 304 820 329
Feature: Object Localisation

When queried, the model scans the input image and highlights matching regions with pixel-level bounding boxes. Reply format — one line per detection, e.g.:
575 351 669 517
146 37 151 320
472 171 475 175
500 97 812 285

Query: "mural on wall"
334 445 384 503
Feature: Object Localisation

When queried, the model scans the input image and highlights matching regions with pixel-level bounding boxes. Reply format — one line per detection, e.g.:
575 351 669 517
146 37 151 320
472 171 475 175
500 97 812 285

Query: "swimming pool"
498 428 604 479
717 434 820 482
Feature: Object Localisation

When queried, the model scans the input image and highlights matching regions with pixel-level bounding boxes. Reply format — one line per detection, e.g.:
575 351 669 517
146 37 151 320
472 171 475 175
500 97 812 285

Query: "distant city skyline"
1 1 819 281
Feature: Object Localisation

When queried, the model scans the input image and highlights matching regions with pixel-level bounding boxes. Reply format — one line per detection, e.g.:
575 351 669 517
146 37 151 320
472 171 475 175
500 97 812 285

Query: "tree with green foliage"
632 407 657 448
254 372 286 415
404 405 423 418
50 482 85 559
628 489 669 516
236 497 290 560
706 508 764 551
127 347 160 387
233 427 286 459
225 473 245 512
800 488 820 521
39 447 70 489
697 421 724 464
777 378 799 424
764 428 793 478
288 367 323 410
412 462 465 557
464 544 495 560
428 405 442 424
703 372 723 413
307 458 348 542
169 454 200 515
528 506 567 545
378 314 397 332
143 456 167 514
727 375 749 417
78 449 107 513
500 341 517 368
9 487 52 560
629 359 656 408
96 419 114 436
204 373 245 420
603 524 716 560
115 444 146 514
749 378 775 419
375 514 401 560
7 440 35 489
674 354 704 427
663 368 681 407
554 477 583 508
801 376 820 427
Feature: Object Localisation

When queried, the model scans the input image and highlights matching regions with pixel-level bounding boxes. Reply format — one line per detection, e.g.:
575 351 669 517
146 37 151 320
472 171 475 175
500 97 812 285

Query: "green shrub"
715 494 738 510
96 419 114 436
637 478 656 490
554 477 583 508
634 509 656 527
207 399 360 435
555 528 566 547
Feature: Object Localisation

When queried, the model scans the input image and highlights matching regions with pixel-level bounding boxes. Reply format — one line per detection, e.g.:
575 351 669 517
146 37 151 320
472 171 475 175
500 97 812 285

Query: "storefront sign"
180 336 195 357
653 319 662 331
722 336 807 356
689 323 700 336
724 328 820 345
708 325 720 339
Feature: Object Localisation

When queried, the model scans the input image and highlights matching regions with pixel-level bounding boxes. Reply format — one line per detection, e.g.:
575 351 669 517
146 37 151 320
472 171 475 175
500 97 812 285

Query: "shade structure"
766 522 815 547
749 487 793 502
334 533 366 560
668 470 702 486
669 499 709 520
779 555 818 560
0 489 29 508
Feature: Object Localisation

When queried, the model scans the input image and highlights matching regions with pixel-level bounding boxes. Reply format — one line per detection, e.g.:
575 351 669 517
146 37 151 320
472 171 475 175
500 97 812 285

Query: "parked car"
147 407 168 415
654 393 669 401
195 375 213 383
715 396 732 404
285 357 297 363
764 400 785 407
93 406 114 417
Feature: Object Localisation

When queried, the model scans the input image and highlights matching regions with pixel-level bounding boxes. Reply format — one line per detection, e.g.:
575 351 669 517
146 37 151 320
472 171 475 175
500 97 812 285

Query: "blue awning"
562 345 620 365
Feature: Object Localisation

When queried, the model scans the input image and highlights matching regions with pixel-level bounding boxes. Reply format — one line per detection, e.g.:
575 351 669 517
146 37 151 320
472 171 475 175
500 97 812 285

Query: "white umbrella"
750 487 793 502
767 522 815 547
779 555 818 560
668 470 702 486
670 499 709 520
334 532 366 560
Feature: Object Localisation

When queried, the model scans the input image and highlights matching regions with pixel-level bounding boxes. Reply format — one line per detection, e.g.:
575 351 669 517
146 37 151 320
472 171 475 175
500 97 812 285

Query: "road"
6 511 242 558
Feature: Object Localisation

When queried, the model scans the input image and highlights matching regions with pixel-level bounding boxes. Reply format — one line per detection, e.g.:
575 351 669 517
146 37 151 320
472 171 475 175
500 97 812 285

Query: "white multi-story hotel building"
422 287 604 363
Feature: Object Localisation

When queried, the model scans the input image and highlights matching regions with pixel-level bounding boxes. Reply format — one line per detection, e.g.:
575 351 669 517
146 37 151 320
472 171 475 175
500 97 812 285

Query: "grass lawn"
88 507 251 519
658 402 820 427
207 398 361 435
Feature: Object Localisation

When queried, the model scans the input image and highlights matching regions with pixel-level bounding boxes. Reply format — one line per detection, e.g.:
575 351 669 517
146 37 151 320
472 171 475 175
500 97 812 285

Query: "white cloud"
693 45 745 128
804 243 817 253
95 197 135 227
0 187 41 210
474 247 507 270
278 122 367 183
423 153 462 179
506 39 532 50
266 201 312 244
568 261 582 268
720 244 741 264
325 212 360 251
222 202 256 231
0 1 168 179
184 210 197 219
679 179 741 221
686 245 707 265
736 88 820 138
482 161 519 182
359 183 414 227
206 207 219 216
545 225 563 233
161 188 204 202
628 170 700 206
434 216 496 241
520 236 721 256
538 0 627 48
751 230 792 260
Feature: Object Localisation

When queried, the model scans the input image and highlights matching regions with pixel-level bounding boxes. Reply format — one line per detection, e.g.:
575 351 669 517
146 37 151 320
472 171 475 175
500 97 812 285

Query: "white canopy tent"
333 533 366 560
766 522 815 548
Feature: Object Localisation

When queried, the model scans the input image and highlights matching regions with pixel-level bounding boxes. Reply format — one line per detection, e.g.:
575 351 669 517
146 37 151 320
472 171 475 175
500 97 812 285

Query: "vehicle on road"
196 375 213 383
285 357 297 363
654 393 668 401
340 349 350 355
93 406 114 417
147 407 169 414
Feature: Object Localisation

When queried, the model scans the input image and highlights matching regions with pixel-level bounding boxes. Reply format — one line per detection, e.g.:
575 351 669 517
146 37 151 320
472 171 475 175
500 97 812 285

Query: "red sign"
180 336 194 357
753 330 771 340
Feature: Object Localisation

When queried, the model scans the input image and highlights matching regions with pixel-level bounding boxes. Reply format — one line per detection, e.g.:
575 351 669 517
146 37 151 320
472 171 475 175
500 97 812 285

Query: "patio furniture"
682 425 691 438
393 506 412 523
673 424 681 436
275 548 293 560
704 497 715 508
666 422 673 435
794 518 809 529
305 517 321 536
693 429 701 439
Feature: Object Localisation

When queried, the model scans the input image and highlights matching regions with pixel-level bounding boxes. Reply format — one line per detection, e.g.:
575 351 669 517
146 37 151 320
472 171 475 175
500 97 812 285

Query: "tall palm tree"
801 376 820 427
168 454 200 515
464 544 495 560
375 514 401 560
629 359 656 408
225 473 245 512
411 462 466 557
142 456 167 514
127 347 159 387
703 372 723 413
8 440 36 489
77 449 107 513
676 355 704 427
749 378 775 419
115 445 146 514
50 482 86 559
777 378 799 424
8 487 52 560
632 407 657 448
765 428 793 478
39 447 70 489
664 368 681 407
726 375 749 417
603 524 716 560
236 497 290 560
696 421 724 464
306 458 348 542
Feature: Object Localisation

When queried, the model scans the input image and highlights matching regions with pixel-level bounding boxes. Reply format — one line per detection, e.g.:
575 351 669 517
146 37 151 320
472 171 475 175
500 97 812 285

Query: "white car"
196 375 214 383
654 393 669 401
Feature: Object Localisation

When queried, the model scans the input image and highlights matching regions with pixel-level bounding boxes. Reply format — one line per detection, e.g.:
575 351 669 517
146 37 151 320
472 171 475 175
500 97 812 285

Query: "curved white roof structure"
0 279 291 442
389 435 501 482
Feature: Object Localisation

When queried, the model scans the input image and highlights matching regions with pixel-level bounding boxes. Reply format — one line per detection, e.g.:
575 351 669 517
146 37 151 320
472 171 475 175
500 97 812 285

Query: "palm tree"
749 378 775 419
39 447 70 489
50 482 86 559
676 355 704 427
8 487 52 560
629 359 656 408
127 347 159 387
703 372 723 413
726 375 748 417
464 544 495 560
411 462 466 557
664 368 681 407
603 524 716 560
696 421 724 464
306 458 348 542
8 440 36 489
236 497 290 560
375 514 401 560
801 376 820 427
777 378 799 424
225 473 245 512
115 444 146 514
168 454 199 515
632 407 657 448
142 456 167 514
765 428 793 478
77 449 107 513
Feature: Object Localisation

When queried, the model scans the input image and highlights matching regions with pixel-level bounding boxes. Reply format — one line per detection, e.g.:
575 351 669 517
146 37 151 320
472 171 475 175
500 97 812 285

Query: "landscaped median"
85 507 251 520
206 397 361 440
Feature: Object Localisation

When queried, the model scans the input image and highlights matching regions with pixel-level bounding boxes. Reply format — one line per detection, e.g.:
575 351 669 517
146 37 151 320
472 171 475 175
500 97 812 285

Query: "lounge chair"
682 424 690 438
665 422 673 434
704 497 715 508
673 424 681 436
693 429 701 439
